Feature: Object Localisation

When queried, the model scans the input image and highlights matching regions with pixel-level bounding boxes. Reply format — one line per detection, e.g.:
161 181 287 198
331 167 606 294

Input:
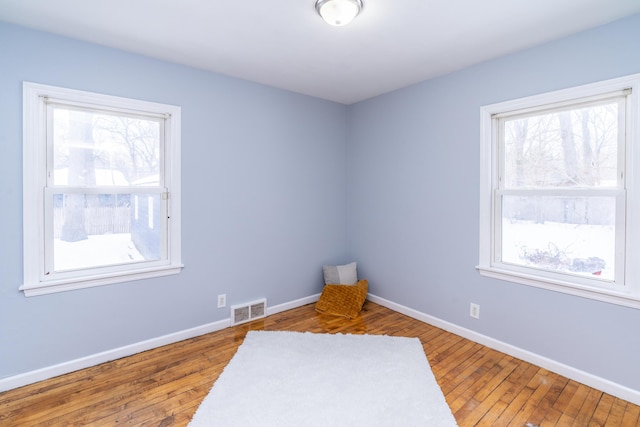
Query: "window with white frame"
478 74 640 308
22 82 182 296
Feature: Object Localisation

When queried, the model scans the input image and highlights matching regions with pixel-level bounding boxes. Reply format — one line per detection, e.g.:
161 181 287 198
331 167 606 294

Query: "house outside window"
478 74 640 308
22 82 182 296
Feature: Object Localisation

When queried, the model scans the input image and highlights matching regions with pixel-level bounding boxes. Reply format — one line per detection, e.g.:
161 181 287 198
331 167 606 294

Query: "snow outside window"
22 83 182 296
478 74 640 309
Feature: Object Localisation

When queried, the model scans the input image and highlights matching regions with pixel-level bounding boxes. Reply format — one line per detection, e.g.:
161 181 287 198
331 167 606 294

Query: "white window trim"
21 82 183 297
478 73 640 309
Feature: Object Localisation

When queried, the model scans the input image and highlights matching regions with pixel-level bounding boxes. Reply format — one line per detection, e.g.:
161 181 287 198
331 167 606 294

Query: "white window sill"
476 265 640 310
20 264 184 297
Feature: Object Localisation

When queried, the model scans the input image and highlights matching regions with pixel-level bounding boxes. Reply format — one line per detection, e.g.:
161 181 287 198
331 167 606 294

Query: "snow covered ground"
54 233 144 271
501 220 615 281
53 222 616 282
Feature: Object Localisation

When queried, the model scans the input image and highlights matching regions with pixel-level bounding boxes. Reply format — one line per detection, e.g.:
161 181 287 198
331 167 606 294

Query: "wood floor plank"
572 387 604 426
440 347 494 395
503 368 557 426
621 400 640 427
449 352 513 414
589 393 615 427
489 364 541 426
1 300 638 426
474 359 534 425
555 382 591 425
453 356 521 425
522 373 569 426
605 398 629 426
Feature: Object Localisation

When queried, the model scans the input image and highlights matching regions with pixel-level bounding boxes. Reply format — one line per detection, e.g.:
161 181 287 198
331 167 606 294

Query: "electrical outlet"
218 294 226 308
470 303 480 319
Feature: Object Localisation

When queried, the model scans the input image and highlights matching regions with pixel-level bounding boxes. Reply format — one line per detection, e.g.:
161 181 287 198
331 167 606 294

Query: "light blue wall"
0 22 349 378
3 12 640 394
348 13 640 391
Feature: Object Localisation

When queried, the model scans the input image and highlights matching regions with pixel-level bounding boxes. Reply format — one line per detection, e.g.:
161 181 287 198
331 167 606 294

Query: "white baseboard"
366 293 640 406
267 293 320 316
8 292 637 406
0 293 321 393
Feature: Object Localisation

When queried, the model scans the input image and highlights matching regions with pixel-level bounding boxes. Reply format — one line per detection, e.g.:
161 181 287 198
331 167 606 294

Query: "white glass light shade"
315 0 363 27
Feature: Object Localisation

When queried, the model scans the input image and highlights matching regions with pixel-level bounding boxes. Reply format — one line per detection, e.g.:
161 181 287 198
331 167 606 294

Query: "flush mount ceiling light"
315 0 363 27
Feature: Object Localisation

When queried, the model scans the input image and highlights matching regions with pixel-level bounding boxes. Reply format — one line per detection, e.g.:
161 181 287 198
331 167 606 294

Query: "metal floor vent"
231 298 267 325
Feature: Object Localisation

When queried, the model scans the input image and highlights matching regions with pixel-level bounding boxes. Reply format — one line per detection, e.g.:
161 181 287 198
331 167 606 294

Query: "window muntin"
22 83 182 296
478 74 640 308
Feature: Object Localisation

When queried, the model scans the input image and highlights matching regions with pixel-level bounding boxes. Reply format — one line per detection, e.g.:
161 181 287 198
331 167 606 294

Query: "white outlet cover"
470 303 480 319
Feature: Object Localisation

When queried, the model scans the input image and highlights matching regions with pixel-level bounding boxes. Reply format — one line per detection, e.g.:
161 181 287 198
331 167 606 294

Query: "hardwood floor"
1 301 638 426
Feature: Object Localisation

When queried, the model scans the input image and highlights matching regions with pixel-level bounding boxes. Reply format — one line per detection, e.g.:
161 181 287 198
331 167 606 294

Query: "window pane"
501 195 615 281
52 107 161 186
503 102 619 188
52 193 162 272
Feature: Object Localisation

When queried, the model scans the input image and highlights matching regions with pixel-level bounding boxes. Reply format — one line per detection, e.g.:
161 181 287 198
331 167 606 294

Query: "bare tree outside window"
500 101 620 280
51 107 162 272
93 115 160 183
56 110 95 242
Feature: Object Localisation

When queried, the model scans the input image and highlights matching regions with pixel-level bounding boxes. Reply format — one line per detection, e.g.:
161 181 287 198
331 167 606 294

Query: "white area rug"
188 330 457 427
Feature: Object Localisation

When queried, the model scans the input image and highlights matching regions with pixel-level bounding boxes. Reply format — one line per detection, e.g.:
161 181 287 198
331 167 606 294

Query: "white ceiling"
1 0 640 104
